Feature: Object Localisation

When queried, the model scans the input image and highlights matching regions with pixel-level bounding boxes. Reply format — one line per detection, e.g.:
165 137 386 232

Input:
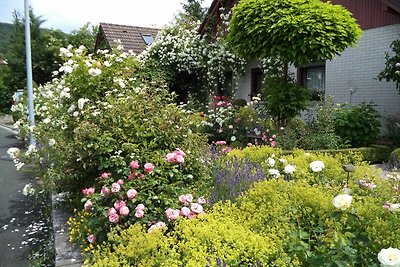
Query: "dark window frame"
298 62 325 101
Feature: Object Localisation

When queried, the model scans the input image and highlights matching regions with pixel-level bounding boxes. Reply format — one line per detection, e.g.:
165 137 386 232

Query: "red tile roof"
95 23 160 54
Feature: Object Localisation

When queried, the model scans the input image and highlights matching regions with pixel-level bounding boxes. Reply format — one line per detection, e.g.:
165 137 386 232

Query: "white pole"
24 0 35 145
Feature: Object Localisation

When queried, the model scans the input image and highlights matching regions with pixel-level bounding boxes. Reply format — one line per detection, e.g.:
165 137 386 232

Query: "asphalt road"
0 126 50 267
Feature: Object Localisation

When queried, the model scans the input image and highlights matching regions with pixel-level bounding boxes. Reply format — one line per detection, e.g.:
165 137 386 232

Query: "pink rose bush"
165 194 206 221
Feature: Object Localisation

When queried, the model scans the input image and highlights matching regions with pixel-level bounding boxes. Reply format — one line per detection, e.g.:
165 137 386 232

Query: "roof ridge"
99 22 160 30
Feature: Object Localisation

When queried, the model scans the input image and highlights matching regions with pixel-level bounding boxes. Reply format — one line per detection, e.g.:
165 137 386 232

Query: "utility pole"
24 0 35 145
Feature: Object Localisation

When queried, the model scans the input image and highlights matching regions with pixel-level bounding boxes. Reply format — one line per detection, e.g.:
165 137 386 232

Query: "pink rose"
130 161 140 169
185 194 193 203
87 234 96 244
191 203 204 214
135 209 144 218
108 213 119 223
101 186 110 196
82 187 95 195
166 153 176 163
174 149 186 157
117 179 124 185
114 200 126 211
165 208 180 221
144 163 154 173
197 197 206 205
108 207 117 216
119 206 130 216
101 172 110 179
111 182 121 193
175 154 184 164
215 140 227 145
135 203 145 211
84 200 93 211
126 189 138 199
270 141 276 147
180 206 191 217
178 194 187 204
272 134 277 139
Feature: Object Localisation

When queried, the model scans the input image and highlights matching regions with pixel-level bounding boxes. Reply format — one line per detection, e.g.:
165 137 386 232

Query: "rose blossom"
82 187 95 195
114 200 126 211
101 186 110 196
130 161 139 169
144 163 154 173
165 208 180 221
87 234 96 244
84 200 93 211
309 160 325 172
378 247 400 267
135 204 145 211
117 179 124 185
180 206 191 217
333 194 353 210
197 197 206 205
111 182 121 193
101 172 110 179
135 209 144 218
108 207 117 216
215 140 227 145
127 189 138 199
284 164 296 174
108 213 119 223
119 206 130 216
190 203 204 214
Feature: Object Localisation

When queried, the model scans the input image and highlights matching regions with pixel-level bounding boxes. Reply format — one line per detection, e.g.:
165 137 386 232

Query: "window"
142 34 154 45
251 68 263 99
299 63 325 101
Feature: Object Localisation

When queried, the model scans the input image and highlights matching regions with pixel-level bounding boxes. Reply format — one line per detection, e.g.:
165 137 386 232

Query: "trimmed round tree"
228 0 362 126
228 0 362 67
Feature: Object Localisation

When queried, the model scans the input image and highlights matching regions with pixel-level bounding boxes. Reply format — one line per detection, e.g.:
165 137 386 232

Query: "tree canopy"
228 0 362 66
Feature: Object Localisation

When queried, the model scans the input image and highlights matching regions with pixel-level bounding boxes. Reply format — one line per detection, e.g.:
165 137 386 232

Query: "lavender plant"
209 156 266 204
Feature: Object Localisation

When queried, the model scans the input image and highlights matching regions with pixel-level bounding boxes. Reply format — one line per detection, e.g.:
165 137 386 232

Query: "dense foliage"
228 0 362 66
334 102 381 147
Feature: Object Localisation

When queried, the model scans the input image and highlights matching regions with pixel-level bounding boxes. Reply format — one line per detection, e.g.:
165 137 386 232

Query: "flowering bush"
12 44 210 245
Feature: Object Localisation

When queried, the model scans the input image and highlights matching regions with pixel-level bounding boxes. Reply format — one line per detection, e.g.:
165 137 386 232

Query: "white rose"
309 160 325 172
268 169 280 178
284 164 296 174
88 68 102 77
333 194 353 210
389 204 400 212
267 157 276 167
231 136 236 142
378 248 400 267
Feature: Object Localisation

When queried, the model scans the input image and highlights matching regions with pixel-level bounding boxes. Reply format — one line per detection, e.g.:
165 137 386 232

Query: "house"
199 0 400 132
95 23 159 54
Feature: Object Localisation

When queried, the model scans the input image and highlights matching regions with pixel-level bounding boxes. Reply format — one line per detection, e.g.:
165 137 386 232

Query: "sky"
0 0 214 33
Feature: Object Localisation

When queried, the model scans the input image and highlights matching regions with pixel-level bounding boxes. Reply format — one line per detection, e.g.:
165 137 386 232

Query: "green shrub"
334 102 381 147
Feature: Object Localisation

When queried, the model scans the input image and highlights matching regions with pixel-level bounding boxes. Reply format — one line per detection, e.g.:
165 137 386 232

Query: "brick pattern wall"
325 23 400 132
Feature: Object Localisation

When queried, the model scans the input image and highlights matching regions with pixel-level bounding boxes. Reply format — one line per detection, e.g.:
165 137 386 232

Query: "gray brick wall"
325 23 400 133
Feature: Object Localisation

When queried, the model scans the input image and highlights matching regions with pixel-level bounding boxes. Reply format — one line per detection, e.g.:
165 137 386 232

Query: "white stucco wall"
325 23 400 131
234 60 262 101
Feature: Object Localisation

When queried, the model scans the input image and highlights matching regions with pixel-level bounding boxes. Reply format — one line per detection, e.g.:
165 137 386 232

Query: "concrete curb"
52 194 83 267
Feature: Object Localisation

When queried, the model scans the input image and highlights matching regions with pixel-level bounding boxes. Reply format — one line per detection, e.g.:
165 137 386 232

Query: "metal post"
24 0 35 145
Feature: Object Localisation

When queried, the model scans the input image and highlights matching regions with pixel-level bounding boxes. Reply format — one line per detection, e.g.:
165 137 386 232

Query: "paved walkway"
0 125 38 266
